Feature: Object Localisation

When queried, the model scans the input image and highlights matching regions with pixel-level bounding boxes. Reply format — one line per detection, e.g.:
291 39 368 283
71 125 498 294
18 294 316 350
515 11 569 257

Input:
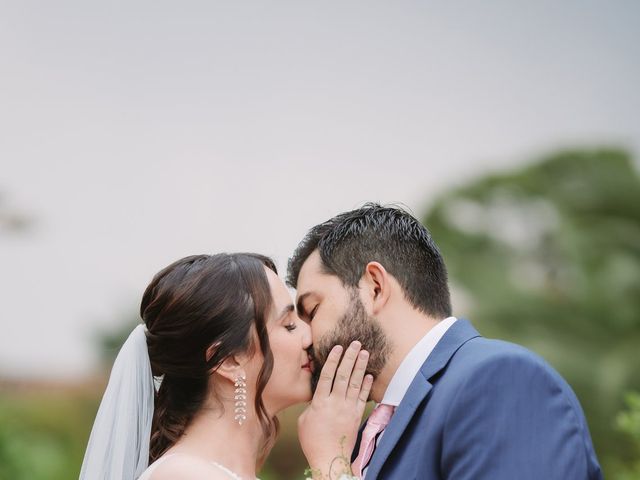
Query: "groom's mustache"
306 296 390 394
307 346 320 371
306 341 369 393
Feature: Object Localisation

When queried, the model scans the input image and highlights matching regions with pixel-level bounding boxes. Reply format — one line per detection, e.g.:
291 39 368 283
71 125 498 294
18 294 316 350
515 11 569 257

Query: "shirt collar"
381 316 458 406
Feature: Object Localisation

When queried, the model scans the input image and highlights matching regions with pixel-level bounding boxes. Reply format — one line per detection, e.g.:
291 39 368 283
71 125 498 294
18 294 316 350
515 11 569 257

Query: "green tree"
424 148 640 476
616 392 640 480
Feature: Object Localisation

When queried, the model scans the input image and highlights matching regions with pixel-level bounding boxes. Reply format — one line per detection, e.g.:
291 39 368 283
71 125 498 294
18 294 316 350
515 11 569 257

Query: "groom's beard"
310 293 390 394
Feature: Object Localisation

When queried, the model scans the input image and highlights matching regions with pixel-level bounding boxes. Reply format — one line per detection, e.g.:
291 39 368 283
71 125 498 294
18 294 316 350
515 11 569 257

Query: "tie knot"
368 403 395 426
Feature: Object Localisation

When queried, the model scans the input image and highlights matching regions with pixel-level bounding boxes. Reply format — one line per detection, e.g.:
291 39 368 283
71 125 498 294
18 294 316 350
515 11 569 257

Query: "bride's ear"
214 356 246 384
207 344 249 384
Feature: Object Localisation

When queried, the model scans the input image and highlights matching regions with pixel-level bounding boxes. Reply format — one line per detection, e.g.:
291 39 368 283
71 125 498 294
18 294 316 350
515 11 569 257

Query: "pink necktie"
352 403 395 478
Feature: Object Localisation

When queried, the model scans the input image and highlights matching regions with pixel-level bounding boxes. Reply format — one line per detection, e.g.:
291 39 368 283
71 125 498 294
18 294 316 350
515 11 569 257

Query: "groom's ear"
361 261 391 315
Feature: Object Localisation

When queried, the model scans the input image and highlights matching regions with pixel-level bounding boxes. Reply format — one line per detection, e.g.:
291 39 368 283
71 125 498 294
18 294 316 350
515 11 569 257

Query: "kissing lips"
301 353 315 373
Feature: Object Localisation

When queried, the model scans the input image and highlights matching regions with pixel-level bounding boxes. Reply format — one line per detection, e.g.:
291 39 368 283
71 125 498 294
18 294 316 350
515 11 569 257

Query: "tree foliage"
424 148 640 476
616 392 640 480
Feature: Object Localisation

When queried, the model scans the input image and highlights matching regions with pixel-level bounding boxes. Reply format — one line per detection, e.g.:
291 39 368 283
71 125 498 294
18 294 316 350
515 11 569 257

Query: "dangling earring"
234 374 247 425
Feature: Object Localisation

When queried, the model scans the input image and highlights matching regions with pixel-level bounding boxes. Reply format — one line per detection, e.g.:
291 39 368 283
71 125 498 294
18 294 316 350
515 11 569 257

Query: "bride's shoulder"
146 454 230 480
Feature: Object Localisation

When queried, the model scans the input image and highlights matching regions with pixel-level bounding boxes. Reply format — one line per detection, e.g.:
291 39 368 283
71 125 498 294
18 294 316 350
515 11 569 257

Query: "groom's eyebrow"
296 292 311 318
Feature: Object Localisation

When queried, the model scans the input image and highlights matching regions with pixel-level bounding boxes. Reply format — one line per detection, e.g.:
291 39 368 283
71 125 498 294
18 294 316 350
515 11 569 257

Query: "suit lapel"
363 374 432 479
363 319 480 479
418 319 480 382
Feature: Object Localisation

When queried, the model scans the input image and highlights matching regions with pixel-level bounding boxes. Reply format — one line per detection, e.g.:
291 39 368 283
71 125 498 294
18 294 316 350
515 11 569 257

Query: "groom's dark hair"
287 203 452 318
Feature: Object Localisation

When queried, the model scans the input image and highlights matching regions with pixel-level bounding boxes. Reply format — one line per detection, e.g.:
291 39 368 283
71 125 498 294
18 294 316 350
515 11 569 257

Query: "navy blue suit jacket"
354 319 603 479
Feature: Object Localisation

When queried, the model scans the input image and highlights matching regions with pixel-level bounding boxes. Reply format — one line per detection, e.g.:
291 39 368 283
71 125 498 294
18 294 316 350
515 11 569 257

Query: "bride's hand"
298 341 373 479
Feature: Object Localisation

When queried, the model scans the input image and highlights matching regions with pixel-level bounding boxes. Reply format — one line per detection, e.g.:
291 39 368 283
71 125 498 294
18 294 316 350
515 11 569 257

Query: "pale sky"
1 1 639 379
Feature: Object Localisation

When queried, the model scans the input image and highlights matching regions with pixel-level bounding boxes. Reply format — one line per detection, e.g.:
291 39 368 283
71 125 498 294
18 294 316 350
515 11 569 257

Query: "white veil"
80 324 155 480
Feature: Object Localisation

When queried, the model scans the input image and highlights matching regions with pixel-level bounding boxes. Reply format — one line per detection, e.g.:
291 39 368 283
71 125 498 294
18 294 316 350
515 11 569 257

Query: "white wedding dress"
137 453 259 480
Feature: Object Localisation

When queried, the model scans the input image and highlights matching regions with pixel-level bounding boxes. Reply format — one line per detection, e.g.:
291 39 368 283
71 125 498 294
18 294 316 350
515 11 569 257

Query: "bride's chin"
270 388 313 413
299 378 313 402
288 389 313 408
300 388 312 403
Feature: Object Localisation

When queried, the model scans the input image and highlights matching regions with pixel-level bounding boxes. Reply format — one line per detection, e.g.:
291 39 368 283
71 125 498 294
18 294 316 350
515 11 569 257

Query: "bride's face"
259 267 313 414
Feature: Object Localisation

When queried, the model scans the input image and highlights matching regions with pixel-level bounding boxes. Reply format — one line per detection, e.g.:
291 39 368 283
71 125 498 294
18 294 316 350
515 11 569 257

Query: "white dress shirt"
362 316 458 477
382 316 458 406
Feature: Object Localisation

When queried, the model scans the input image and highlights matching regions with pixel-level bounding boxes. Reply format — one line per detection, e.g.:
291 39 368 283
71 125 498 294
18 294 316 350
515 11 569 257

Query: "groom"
287 204 603 479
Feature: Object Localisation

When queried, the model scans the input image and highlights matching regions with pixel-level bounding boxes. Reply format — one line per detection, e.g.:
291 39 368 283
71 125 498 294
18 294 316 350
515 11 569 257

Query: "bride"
80 253 372 480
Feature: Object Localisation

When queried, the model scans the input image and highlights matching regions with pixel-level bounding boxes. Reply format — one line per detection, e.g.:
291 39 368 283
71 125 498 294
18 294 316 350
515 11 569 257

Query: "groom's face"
295 251 390 393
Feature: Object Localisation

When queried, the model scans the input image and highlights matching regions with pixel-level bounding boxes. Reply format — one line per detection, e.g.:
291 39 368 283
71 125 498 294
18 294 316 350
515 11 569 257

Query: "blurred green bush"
615 392 640 480
424 148 640 477
0 389 97 480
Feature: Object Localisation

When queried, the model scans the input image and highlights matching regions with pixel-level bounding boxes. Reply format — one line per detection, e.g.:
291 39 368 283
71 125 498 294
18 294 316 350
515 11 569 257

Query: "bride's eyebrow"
278 304 295 322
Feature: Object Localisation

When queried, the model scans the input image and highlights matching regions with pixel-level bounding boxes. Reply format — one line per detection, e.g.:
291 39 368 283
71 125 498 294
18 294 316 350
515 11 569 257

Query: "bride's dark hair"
141 253 278 463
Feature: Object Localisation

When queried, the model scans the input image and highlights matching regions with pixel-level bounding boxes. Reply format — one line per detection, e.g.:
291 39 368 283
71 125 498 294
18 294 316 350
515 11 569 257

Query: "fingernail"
350 340 361 349
333 345 343 354
359 350 369 358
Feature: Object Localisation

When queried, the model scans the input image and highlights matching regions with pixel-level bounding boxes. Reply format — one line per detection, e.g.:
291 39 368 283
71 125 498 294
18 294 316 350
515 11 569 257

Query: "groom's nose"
301 321 312 349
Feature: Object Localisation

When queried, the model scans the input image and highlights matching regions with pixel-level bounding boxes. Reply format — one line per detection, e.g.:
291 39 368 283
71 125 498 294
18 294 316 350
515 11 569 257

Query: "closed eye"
309 305 319 321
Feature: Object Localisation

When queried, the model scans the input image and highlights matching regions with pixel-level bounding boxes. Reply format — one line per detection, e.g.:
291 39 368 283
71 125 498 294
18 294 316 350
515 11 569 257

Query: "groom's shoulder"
441 334 589 429
450 334 559 381
460 335 541 360
443 334 578 400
